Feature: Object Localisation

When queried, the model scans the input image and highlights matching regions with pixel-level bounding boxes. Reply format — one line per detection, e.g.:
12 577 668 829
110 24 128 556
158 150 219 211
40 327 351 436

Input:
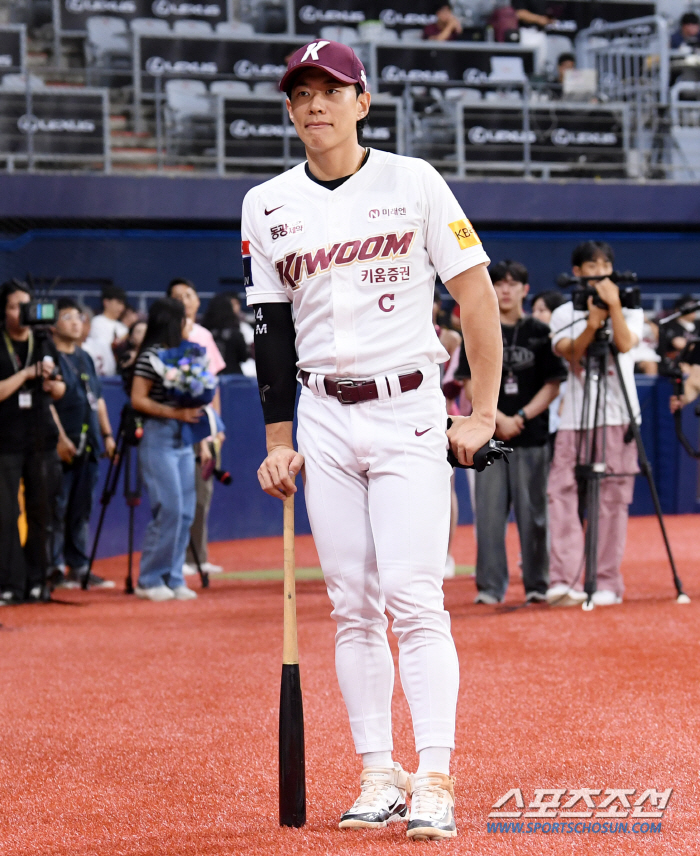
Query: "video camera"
557 271 641 312
19 299 58 327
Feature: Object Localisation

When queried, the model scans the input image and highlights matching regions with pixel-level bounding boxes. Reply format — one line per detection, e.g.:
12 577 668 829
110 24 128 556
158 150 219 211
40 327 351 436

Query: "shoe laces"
352 772 396 810
411 780 448 817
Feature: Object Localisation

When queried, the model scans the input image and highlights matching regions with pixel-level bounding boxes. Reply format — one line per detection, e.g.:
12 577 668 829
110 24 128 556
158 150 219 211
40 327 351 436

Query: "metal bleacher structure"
1 0 700 179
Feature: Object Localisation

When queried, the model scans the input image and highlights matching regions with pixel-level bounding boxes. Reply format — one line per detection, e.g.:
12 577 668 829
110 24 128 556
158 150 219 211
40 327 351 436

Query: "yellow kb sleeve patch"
449 218 481 250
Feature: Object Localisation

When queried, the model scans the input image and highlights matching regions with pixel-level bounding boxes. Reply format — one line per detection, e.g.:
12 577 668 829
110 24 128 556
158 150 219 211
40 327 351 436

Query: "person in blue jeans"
130 298 203 602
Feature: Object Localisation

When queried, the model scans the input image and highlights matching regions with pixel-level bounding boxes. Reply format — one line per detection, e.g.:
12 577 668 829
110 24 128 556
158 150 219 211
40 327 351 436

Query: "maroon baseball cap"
279 40 368 93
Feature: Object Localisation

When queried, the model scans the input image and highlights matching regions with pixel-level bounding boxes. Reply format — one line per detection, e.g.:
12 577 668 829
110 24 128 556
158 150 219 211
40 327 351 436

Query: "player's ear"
572 265 582 277
357 90 371 121
522 283 530 299
286 97 294 123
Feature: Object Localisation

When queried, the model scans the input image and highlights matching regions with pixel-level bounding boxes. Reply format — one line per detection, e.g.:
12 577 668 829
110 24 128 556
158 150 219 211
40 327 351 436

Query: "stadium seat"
319 26 359 45
166 79 214 119
216 21 256 36
400 29 424 42
357 22 399 42
130 18 171 35
210 80 252 96
253 81 278 95
444 87 482 101
172 19 213 35
1 73 45 91
85 16 131 67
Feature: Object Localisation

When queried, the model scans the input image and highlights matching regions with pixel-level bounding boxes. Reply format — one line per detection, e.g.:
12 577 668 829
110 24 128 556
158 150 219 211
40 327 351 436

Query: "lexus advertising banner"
293 0 439 35
222 96 400 161
0 28 23 73
293 0 654 37
461 105 625 165
137 35 306 93
0 91 106 157
374 44 535 91
58 0 228 34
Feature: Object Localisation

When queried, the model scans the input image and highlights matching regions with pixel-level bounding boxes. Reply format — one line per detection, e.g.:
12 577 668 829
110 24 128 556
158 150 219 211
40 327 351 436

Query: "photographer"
547 241 643 607
0 281 65 604
50 298 116 590
130 298 201 602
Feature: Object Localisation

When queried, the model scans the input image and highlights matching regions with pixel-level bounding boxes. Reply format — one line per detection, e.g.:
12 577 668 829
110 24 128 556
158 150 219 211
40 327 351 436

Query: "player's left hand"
447 413 496 467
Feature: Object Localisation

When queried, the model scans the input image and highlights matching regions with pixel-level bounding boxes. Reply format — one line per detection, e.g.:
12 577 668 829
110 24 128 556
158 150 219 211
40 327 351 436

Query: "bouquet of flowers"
148 341 224 443
150 341 218 407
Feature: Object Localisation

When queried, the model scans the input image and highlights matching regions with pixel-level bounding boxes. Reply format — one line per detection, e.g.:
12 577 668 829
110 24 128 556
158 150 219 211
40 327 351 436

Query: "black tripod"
85 404 209 592
575 323 689 608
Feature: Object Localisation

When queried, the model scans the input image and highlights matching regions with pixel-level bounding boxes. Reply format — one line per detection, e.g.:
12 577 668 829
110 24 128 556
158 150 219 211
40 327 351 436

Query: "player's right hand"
258 446 305 499
447 414 496 467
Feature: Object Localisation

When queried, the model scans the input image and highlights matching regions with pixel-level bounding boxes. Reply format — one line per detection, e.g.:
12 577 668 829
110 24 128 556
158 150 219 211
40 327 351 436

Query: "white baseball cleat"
406 772 457 840
339 763 409 829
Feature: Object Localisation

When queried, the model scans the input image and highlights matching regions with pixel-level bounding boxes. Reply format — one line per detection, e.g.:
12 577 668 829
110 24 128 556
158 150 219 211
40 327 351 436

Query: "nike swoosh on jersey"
264 205 284 216
415 428 432 436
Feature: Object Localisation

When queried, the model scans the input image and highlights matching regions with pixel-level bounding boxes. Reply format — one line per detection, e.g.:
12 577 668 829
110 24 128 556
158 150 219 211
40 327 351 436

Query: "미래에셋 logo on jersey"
274 230 415 290
271 221 304 241
367 206 407 221
449 218 481 250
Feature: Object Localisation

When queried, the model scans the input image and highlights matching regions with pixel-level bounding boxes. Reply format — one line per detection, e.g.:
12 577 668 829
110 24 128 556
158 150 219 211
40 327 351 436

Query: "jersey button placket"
328 199 357 377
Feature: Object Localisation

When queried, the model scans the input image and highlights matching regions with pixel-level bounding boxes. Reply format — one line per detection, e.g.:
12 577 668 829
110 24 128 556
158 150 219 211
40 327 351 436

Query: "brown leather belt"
300 369 423 405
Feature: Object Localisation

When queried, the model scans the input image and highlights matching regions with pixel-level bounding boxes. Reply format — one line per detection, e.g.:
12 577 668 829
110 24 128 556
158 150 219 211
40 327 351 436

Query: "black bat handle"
446 419 513 471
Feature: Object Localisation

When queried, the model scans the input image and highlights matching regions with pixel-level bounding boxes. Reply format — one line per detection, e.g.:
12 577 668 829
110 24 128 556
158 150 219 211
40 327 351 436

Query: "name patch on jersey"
449 218 481 250
360 265 410 285
274 230 416 290
270 220 304 241
368 206 407 221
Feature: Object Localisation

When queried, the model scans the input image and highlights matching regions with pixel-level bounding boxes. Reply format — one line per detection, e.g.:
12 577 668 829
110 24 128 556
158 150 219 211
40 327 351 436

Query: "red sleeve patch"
241 240 250 256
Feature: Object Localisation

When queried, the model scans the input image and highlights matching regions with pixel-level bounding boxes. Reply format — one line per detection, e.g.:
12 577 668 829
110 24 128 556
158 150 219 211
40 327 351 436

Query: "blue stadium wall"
1 173 699 552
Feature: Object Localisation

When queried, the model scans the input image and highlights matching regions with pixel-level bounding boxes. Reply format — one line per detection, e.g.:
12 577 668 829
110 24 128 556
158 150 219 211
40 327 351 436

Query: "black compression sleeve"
253 302 298 424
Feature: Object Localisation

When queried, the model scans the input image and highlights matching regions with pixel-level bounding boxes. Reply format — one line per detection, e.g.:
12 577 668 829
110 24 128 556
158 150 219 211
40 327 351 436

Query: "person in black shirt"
0 281 65 603
51 298 117 590
455 260 567 604
201 292 249 375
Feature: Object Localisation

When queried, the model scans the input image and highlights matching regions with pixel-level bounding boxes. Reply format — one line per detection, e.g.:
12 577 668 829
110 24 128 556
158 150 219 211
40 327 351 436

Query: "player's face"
493 275 528 313
287 70 370 154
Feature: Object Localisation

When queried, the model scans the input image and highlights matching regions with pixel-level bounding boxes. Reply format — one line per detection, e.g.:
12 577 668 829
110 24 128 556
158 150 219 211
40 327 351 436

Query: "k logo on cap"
279 40 369 93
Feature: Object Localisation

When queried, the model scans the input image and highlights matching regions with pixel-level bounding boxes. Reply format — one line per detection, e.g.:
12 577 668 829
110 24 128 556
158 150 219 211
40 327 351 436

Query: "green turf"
218 566 475 582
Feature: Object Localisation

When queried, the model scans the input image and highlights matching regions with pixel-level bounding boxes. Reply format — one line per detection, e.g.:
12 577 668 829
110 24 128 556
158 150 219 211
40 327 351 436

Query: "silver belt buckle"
335 379 357 405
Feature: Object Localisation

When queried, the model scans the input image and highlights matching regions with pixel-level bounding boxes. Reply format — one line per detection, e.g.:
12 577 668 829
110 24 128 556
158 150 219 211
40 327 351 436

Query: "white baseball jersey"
242 148 490 378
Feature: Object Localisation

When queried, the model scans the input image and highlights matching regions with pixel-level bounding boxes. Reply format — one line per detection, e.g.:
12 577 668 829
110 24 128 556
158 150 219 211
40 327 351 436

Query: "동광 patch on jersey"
449 219 481 250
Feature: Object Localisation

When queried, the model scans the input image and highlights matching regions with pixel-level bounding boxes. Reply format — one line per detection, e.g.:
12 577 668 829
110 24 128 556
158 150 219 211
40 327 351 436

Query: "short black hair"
532 290 566 312
673 293 697 311
490 259 529 285
430 0 452 13
571 240 614 268
0 279 32 323
558 52 576 65
57 297 81 314
139 297 185 353
681 12 699 26
285 81 367 144
101 284 127 304
167 277 197 297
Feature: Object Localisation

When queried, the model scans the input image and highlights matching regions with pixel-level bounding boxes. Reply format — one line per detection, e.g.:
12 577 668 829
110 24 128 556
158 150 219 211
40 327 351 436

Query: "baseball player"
243 41 501 840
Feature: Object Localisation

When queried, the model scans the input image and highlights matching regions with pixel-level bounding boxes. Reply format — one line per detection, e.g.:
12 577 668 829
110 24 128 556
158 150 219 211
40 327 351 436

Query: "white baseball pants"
296 365 459 754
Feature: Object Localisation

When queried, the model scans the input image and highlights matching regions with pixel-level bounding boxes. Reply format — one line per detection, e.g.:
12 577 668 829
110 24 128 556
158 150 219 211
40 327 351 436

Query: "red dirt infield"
0 515 698 856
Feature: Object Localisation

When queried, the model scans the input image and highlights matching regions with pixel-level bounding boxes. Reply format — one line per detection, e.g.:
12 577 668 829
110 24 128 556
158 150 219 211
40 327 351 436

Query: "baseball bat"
279 493 306 827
